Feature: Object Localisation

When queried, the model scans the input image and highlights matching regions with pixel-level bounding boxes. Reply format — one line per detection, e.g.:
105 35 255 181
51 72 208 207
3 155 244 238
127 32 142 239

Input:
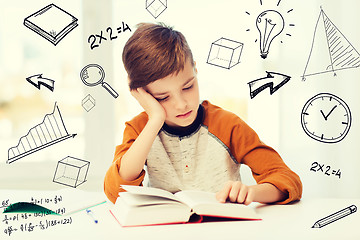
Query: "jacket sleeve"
229 117 302 204
103 116 147 204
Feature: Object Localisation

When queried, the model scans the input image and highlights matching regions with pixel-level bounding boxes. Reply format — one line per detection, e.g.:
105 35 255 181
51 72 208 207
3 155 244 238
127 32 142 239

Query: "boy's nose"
173 95 187 111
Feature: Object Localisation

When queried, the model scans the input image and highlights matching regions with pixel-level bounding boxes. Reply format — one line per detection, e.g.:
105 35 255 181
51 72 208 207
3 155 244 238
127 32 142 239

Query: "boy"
104 22 302 205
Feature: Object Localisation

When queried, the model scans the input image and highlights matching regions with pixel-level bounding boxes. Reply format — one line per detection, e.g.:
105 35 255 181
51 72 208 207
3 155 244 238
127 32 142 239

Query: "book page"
119 192 184 207
121 185 180 202
113 197 192 227
175 190 260 220
174 190 219 208
26 5 76 37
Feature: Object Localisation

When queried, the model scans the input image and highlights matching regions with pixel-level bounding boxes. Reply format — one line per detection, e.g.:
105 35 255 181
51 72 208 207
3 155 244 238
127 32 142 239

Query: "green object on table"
3 202 59 215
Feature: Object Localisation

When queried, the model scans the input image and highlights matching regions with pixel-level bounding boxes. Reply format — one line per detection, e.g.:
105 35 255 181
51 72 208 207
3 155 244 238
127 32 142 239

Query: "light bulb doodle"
256 10 284 59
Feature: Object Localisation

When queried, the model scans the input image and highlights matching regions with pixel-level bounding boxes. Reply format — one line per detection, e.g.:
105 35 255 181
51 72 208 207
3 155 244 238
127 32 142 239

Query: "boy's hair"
122 22 194 90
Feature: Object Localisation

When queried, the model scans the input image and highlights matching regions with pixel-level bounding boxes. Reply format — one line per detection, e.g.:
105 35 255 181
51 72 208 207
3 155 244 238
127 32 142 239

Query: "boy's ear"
194 61 198 73
127 77 131 89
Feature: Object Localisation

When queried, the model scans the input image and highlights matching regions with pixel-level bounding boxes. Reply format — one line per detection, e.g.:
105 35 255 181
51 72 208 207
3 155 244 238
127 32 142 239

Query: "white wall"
0 0 359 199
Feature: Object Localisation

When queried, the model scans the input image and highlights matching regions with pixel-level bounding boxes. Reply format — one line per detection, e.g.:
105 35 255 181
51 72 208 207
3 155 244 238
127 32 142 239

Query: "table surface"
1 190 359 240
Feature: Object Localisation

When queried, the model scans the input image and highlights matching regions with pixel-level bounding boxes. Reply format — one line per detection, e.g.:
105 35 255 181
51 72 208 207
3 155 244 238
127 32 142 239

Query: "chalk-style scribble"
26 74 55 92
82 94 96 112
23 3 78 46
302 8 360 80
146 0 167 19
53 156 90 188
206 38 244 69
80 64 119 98
7 103 76 164
301 93 351 143
248 71 291 99
312 205 357 228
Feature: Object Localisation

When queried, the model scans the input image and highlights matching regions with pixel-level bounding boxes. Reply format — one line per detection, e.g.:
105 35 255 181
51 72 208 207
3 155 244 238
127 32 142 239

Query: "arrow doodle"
247 71 291 99
26 74 55 91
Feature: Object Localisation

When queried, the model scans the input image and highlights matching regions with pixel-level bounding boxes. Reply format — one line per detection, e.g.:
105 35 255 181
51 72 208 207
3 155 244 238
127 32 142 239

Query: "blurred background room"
0 0 359 199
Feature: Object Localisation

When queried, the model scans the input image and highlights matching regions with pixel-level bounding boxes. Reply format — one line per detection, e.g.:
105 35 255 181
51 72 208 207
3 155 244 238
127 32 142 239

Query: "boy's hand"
131 87 166 125
216 181 254 205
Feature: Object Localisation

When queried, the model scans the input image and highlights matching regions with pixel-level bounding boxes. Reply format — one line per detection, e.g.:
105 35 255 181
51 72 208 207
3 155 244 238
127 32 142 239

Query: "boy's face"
145 60 200 128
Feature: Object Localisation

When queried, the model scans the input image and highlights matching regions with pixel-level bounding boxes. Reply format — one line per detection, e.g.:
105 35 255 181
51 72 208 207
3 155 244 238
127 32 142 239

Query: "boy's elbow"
283 173 303 204
103 181 118 204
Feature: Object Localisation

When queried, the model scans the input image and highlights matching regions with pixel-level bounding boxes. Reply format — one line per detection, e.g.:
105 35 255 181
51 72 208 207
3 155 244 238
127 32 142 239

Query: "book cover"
23 3 78 46
111 185 261 227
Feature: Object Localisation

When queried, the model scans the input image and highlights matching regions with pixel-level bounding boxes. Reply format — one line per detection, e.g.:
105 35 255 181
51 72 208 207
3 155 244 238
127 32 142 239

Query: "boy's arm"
216 145 301 205
119 119 162 180
119 88 165 181
214 113 302 205
242 145 303 204
104 88 166 203
103 120 146 203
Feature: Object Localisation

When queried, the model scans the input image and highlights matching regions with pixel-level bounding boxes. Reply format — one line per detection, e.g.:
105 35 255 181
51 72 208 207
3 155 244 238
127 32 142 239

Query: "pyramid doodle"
302 8 360 79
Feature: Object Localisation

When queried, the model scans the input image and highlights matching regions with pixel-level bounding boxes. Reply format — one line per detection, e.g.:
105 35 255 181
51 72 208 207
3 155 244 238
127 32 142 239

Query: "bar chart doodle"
7 103 76 164
302 8 360 80
23 3 78 46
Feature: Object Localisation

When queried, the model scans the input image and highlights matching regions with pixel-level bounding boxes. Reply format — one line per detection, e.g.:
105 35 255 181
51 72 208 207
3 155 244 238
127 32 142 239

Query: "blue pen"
86 209 98 224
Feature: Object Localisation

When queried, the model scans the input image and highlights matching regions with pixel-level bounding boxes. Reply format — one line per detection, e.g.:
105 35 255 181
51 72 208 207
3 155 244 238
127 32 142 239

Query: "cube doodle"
53 156 90 188
82 94 95 112
146 0 167 19
207 38 244 69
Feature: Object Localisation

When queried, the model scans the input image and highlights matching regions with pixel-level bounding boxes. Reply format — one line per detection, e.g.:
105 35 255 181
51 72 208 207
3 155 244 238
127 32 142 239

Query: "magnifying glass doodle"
80 64 119 98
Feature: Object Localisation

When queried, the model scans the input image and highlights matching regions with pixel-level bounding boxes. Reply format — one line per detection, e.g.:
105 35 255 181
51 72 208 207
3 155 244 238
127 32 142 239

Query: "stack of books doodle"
23 4 78 46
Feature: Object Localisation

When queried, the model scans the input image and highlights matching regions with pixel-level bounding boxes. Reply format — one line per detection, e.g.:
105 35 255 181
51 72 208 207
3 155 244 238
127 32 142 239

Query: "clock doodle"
301 93 352 143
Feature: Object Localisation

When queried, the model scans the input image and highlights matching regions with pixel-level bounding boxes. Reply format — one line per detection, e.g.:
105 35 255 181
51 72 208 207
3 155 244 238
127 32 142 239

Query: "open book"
110 185 261 227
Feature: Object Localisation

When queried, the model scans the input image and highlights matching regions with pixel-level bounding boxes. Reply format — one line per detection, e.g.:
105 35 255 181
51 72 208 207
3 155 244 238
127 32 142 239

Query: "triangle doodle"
302 8 360 80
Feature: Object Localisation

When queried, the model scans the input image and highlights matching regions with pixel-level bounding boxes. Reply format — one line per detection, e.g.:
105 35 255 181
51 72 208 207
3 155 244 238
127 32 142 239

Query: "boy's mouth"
176 110 192 119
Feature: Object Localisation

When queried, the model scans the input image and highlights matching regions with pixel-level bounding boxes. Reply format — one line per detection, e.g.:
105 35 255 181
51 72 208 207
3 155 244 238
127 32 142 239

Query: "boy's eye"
183 84 193 90
155 96 168 102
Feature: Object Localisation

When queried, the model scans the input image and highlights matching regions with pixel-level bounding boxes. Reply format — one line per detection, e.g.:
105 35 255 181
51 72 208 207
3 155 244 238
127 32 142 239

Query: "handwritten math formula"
2 214 72 237
88 21 132 50
1 194 70 237
1 200 10 209
310 161 342 179
30 195 63 205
